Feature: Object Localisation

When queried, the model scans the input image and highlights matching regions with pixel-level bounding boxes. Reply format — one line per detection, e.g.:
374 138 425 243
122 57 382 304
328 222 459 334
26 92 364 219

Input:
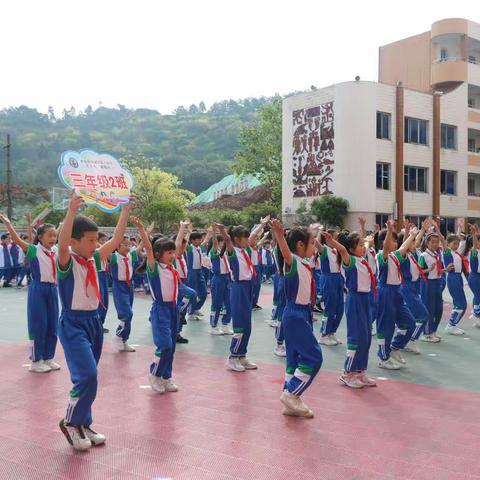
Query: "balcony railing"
434 56 479 65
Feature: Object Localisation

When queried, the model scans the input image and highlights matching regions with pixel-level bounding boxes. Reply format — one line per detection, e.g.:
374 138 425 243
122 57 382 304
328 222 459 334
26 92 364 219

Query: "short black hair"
72 215 98 240
98 232 107 240
1 234 9 241
153 238 176 256
190 231 203 241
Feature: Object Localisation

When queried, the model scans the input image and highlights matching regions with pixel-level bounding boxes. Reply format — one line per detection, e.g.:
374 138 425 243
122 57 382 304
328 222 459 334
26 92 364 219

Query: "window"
405 117 428 145
440 218 456 236
406 215 427 228
376 112 391 140
375 214 389 227
468 55 477 64
441 124 457 150
469 98 475 109
440 170 457 195
376 162 390 190
440 48 448 61
404 166 428 192
469 138 478 153
468 173 480 196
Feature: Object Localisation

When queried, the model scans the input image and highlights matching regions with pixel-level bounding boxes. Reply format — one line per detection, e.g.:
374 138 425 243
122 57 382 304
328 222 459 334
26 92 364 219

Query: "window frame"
468 173 480 197
376 162 391 190
440 169 457 196
376 111 391 140
404 117 428 146
441 123 457 150
375 213 389 227
404 165 428 193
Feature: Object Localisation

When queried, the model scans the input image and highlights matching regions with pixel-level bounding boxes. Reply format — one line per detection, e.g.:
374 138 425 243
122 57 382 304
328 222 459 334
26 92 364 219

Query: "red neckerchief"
408 253 427 283
123 256 131 288
177 255 187 277
427 250 443 276
360 258 378 296
241 249 256 277
43 249 57 283
221 254 231 275
389 253 404 285
72 254 104 308
303 262 316 306
454 251 469 274
166 264 182 301
251 246 261 266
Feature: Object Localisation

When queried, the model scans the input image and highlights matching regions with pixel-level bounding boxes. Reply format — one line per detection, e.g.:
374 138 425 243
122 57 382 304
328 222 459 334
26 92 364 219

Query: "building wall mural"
292 102 334 197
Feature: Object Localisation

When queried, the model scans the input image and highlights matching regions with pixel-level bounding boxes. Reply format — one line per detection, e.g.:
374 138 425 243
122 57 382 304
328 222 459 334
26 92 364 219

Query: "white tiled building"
282 18 480 233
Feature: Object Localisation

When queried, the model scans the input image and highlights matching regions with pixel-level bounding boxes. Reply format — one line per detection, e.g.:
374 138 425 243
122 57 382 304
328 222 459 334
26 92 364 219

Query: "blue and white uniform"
272 247 286 345
186 244 207 314
261 247 275 281
26 243 59 362
444 248 468 327
147 261 180 380
57 251 103 427
283 254 322 396
376 251 415 360
342 255 374 372
366 248 378 323
228 246 254 357
250 246 263 306
418 249 444 335
175 254 196 333
110 250 138 342
97 258 109 326
0 242 13 285
209 248 232 328
319 245 344 336
469 249 480 319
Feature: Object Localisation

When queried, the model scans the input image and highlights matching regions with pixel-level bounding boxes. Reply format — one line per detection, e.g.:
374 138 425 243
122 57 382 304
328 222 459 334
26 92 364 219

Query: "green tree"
232 97 282 206
309 196 349 228
296 200 315 225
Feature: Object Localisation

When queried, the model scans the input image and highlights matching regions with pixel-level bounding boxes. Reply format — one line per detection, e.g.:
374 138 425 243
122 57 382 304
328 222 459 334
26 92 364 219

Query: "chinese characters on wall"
292 102 334 197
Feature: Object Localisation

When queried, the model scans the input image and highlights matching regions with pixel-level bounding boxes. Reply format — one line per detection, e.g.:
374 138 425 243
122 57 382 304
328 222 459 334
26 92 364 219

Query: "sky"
0 0 477 115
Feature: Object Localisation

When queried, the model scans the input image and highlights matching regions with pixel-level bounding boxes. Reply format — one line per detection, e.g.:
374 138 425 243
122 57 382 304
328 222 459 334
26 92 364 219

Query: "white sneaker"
279 391 314 418
433 332 442 340
210 326 224 335
114 336 126 351
390 349 407 365
378 358 401 370
149 374 166 393
193 310 204 317
29 360 51 373
331 334 343 344
186 314 200 321
163 378 179 393
339 372 364 389
220 324 233 335
44 359 61 370
59 420 91 451
274 344 287 357
268 319 279 328
319 335 337 346
226 357 246 372
83 426 106 446
239 357 258 370
122 343 136 352
404 341 421 354
421 334 441 343
445 324 464 336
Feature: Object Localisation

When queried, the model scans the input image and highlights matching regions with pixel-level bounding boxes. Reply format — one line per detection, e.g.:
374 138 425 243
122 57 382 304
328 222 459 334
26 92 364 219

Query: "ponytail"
34 223 55 245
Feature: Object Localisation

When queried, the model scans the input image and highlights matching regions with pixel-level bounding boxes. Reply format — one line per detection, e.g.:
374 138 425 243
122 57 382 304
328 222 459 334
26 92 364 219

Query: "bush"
309 196 349 228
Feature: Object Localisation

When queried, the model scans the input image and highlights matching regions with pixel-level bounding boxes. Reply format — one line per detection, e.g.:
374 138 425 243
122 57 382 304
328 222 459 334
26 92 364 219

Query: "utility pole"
3 134 12 219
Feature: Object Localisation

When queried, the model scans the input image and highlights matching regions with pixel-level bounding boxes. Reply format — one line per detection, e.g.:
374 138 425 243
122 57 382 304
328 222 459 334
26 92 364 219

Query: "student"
97 232 110 333
216 217 269 372
418 223 451 342
261 238 275 283
56 192 132 450
209 225 233 335
376 221 417 369
270 233 286 357
15 235 28 288
0 233 12 287
270 219 322 418
110 235 143 352
322 229 376 389
250 231 265 311
132 217 182 394
0 215 60 373
443 234 469 335
186 231 208 320
316 229 344 346
468 223 480 328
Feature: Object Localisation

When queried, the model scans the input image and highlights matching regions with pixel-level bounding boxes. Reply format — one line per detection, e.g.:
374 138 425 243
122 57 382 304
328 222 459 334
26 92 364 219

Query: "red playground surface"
1 342 480 480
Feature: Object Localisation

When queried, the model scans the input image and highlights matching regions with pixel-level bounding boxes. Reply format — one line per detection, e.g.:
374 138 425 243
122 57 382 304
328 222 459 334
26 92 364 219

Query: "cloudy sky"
0 0 476 114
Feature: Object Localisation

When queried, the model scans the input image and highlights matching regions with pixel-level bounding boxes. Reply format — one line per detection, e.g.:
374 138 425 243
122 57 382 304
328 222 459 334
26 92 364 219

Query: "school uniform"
272 248 286 345
186 244 207 313
97 258 109 325
209 249 232 328
261 248 275 281
174 254 196 333
57 251 103 427
228 246 254 357
366 248 378 323
201 245 211 289
469 249 480 318
399 252 429 341
342 255 375 372
250 246 263 306
147 261 180 380
16 246 27 286
443 248 468 327
10 244 20 281
26 243 59 362
0 243 13 286
314 254 324 305
283 254 322 396
376 251 415 360
418 249 445 334
319 245 344 336
110 250 138 342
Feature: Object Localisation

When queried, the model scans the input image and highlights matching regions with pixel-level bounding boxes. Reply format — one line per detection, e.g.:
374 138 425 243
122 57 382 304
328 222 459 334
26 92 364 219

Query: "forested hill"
0 96 278 194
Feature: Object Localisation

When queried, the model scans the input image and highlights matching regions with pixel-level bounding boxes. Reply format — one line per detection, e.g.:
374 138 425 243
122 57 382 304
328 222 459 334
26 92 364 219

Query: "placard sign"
58 149 134 213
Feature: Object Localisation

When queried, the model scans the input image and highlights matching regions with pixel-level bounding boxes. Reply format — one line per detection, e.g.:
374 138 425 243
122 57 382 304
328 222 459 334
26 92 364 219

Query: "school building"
282 18 480 233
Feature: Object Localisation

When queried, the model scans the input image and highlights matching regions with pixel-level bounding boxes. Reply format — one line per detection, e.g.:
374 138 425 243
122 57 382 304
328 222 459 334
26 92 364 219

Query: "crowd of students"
1 196 479 450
